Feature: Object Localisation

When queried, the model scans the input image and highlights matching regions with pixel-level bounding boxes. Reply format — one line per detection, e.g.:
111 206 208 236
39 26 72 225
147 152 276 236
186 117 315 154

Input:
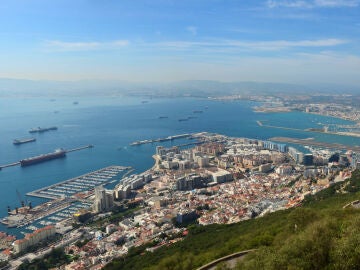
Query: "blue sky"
0 0 360 84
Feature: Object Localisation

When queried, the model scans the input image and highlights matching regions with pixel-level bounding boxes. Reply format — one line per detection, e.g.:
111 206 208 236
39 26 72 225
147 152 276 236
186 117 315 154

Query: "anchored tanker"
20 149 66 166
29 126 58 133
13 138 36 145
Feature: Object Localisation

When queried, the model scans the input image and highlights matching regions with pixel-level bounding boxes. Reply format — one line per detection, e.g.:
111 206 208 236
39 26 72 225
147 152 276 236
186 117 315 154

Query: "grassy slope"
105 170 360 270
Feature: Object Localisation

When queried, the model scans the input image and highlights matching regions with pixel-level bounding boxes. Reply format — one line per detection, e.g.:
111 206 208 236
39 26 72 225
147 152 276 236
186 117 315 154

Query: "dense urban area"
2 0 360 268
216 93 360 128
1 127 359 269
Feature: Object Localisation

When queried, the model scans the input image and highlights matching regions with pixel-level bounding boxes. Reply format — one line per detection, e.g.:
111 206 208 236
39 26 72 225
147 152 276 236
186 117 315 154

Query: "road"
197 249 256 270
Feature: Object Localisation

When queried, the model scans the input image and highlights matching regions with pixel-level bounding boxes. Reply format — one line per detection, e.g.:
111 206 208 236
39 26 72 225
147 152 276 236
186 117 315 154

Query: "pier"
27 165 130 200
257 120 306 132
121 168 135 179
130 133 191 146
66 144 94 153
0 162 20 170
0 145 94 171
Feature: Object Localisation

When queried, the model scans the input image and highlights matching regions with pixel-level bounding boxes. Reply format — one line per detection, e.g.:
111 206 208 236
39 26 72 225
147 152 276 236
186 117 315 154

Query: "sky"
0 0 360 85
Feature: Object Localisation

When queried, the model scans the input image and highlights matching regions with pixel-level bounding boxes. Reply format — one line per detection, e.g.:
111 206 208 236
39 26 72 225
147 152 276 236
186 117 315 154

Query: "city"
1 1 360 269
1 131 357 269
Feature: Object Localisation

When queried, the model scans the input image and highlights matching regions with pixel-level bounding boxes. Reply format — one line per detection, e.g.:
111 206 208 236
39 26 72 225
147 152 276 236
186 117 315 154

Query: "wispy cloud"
154 38 348 51
44 40 129 51
267 1 312 8
314 0 359 6
186 26 198 36
267 0 359 8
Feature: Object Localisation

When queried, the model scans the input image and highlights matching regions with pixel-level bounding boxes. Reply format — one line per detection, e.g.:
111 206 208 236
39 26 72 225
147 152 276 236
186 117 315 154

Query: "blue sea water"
0 96 358 236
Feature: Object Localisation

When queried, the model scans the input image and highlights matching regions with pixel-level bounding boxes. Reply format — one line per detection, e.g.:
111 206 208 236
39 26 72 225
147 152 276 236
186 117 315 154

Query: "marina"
27 165 130 200
1 165 129 230
1 199 93 232
175 141 205 148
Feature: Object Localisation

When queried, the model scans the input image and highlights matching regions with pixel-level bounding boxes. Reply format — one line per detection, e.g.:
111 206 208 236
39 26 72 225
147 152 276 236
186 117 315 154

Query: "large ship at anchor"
28 126 58 133
20 149 66 166
13 138 36 145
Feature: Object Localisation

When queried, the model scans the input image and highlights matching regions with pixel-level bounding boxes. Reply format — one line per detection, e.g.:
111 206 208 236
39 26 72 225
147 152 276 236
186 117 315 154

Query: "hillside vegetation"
104 170 360 270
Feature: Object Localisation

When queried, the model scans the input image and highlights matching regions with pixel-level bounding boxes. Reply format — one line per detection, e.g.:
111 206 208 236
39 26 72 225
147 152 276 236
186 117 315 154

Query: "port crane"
16 189 26 207
16 189 31 209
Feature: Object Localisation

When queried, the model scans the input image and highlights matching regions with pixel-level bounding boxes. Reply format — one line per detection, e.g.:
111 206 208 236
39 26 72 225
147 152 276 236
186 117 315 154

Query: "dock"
121 168 135 179
130 133 191 146
0 145 94 171
256 121 304 132
0 162 21 170
66 144 94 153
2 165 130 229
27 165 130 200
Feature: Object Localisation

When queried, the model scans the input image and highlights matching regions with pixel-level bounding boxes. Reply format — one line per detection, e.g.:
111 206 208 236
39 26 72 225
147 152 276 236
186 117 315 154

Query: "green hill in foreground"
105 170 360 270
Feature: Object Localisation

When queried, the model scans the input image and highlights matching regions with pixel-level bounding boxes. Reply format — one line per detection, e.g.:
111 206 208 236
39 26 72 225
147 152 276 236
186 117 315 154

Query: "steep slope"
105 170 360 270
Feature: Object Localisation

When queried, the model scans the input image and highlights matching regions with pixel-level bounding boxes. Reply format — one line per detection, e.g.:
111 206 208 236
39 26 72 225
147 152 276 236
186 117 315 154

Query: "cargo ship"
13 138 36 145
29 126 58 133
20 149 66 166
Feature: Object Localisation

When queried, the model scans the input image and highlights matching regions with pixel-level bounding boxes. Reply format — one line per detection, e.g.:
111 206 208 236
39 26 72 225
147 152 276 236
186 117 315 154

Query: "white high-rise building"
93 186 114 213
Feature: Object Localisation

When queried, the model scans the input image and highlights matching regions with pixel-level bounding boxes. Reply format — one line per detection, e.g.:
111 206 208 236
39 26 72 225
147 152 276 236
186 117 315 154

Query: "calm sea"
0 96 358 235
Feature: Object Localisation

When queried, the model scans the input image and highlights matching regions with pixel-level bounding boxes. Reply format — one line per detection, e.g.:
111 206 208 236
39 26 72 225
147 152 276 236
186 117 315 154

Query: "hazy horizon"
1 0 360 85
1 77 360 98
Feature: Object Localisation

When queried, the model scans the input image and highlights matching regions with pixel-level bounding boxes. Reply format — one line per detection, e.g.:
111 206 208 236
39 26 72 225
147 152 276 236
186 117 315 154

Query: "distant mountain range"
0 78 358 97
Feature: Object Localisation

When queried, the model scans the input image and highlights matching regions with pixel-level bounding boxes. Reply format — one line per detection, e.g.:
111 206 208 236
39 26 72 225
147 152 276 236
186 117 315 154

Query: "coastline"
2 97 360 237
253 107 292 113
